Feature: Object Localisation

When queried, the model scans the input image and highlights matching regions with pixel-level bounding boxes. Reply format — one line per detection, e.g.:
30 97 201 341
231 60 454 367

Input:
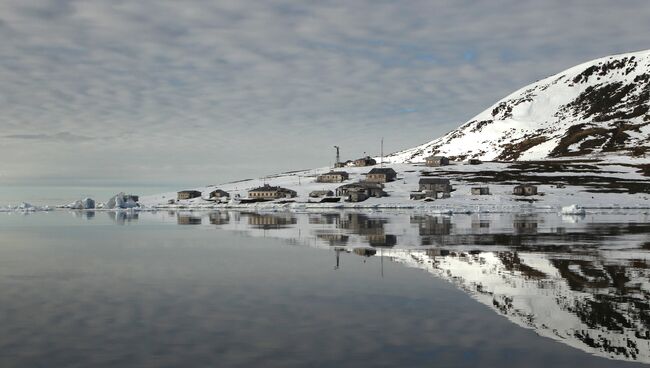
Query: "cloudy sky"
1 0 649 191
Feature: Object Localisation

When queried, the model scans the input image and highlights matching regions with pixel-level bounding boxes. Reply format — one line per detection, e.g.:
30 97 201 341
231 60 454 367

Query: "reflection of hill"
145 209 650 363
383 249 650 363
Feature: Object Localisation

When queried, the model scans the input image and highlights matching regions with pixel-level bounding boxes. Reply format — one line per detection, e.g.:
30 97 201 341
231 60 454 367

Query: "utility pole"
334 146 340 165
380 137 384 167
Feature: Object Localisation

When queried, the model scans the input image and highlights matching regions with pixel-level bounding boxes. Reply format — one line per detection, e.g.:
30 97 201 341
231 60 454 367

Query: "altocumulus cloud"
0 0 649 187
3 132 100 143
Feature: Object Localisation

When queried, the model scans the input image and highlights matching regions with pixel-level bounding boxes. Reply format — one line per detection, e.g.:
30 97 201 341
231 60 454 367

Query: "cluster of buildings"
172 154 539 204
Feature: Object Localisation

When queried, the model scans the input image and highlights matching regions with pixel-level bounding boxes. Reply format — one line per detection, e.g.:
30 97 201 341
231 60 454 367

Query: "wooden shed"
425 156 450 167
248 184 297 200
316 171 349 183
513 184 538 196
177 190 202 200
365 167 397 183
471 187 490 195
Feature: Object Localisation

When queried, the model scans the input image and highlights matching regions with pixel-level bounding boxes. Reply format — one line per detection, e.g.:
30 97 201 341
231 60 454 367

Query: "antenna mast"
334 145 340 166
380 137 384 167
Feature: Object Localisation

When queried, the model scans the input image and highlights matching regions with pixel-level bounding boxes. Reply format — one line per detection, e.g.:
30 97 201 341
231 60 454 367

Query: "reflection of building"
367 234 397 247
411 215 452 236
248 185 297 200
316 233 349 246
177 214 202 225
339 213 388 236
338 213 396 247
513 215 538 234
247 213 297 229
308 213 341 225
209 212 230 225
471 219 490 231
353 248 377 257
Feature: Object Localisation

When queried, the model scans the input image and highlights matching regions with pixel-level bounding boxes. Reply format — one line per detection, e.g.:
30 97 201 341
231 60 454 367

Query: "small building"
425 155 450 167
334 160 352 168
471 187 490 195
417 178 452 199
353 156 377 167
248 184 297 200
419 178 452 192
466 159 482 165
365 167 397 183
177 190 202 200
316 171 349 183
336 182 386 202
309 190 334 198
208 189 230 199
513 184 538 196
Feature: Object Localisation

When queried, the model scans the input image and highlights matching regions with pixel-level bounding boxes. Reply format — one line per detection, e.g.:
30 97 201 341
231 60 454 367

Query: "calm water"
0 210 649 368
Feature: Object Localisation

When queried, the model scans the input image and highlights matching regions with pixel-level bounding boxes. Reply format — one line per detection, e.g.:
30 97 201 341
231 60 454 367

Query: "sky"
1 0 649 197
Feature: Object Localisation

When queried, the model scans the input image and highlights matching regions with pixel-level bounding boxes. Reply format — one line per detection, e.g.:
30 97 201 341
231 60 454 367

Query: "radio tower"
380 137 384 167
334 145 340 166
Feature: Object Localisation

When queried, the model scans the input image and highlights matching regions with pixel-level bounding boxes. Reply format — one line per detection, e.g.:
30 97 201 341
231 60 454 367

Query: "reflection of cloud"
1 1 649 186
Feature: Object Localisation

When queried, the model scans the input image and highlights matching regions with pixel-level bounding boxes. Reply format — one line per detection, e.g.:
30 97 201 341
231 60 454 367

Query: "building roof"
354 156 376 163
425 155 448 160
209 189 229 195
321 171 348 176
514 184 537 188
419 177 451 184
338 181 384 189
178 190 202 194
367 167 396 175
249 184 295 193
310 190 333 195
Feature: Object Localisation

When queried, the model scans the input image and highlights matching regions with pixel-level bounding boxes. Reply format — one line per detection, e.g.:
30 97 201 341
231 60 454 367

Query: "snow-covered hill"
386 49 650 163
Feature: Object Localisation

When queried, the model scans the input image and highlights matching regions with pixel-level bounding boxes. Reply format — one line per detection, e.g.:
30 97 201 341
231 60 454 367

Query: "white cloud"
0 0 649 188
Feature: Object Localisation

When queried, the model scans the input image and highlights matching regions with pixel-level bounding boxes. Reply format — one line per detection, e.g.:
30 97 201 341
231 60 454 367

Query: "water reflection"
77 209 650 363
245 212 296 229
177 213 202 225
385 248 650 362
107 210 138 225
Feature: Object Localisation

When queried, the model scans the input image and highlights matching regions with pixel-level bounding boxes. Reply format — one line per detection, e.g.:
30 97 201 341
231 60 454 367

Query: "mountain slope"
386 49 650 163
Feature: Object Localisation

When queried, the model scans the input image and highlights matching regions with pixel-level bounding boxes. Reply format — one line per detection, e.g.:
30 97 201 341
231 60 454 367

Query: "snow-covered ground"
135 160 650 212
385 49 650 163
